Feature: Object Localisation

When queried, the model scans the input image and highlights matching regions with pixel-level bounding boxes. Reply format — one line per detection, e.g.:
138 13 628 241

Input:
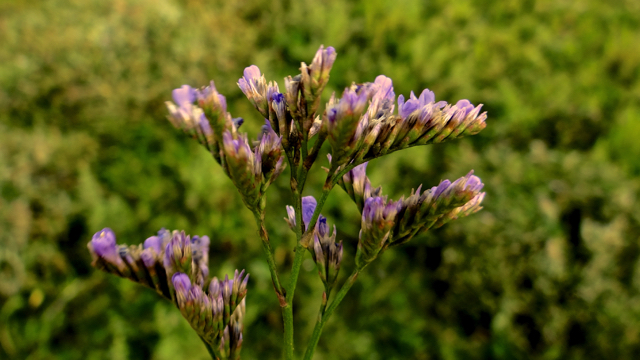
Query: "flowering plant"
87 45 486 359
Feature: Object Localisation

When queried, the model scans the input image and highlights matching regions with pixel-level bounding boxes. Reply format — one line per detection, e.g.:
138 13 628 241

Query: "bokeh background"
2 0 640 359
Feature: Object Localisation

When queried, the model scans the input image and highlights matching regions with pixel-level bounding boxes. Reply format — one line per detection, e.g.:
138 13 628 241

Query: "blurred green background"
2 0 640 359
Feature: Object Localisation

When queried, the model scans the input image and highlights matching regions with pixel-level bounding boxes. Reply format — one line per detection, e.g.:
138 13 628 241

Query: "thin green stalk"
303 270 360 360
253 211 286 304
200 336 221 360
282 147 303 360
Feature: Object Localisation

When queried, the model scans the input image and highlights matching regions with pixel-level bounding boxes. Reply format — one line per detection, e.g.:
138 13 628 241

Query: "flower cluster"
88 228 247 358
285 196 343 289
167 82 286 212
222 122 286 211
325 76 487 171
338 163 485 268
90 44 488 359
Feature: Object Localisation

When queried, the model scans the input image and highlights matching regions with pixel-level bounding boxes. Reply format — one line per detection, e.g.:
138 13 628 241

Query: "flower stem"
200 336 221 360
302 270 360 360
253 211 286 305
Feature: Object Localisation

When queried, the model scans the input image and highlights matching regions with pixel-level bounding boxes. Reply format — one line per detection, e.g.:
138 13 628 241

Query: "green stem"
303 270 360 360
253 211 286 304
282 149 303 360
200 336 221 360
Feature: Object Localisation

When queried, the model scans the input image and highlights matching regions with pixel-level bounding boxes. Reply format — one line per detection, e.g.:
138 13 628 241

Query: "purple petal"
172 272 192 294
418 89 435 105
172 85 196 107
91 228 118 260
143 236 163 254
302 196 318 228
243 65 262 86
433 180 451 198
455 99 475 117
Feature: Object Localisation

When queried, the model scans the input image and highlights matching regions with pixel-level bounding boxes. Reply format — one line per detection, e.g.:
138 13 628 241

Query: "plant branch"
200 336 222 360
253 211 286 305
302 270 360 360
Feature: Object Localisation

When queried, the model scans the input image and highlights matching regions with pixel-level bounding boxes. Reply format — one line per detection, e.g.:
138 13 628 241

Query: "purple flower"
301 45 337 102
350 162 369 193
140 248 156 268
196 81 228 113
238 65 271 117
311 215 342 287
191 235 210 281
222 274 233 304
222 131 252 160
271 92 286 131
266 85 280 104
163 231 192 274
341 89 368 121
239 66 262 91
284 196 320 239
172 272 192 300
285 205 297 230
464 173 484 192
371 75 395 102
397 89 439 119
209 276 221 298
455 99 475 117
311 45 337 73
302 196 318 229
143 236 163 254
199 114 213 137
91 228 120 264
433 179 452 198
356 196 402 268
326 87 369 164
172 85 196 108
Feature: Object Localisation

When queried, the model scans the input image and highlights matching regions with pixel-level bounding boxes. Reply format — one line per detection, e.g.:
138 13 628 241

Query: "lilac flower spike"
322 78 487 169
390 171 485 246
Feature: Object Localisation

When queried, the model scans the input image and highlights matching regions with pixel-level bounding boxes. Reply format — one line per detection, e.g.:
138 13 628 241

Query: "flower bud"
326 87 368 167
90 228 121 266
163 231 192 275
356 197 402 268
311 216 342 288
172 272 192 305
300 45 337 131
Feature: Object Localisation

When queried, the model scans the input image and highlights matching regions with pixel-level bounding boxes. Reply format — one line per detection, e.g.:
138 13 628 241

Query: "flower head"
91 228 121 265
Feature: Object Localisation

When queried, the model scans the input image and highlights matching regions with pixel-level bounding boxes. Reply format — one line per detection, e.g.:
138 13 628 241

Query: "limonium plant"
87 45 487 359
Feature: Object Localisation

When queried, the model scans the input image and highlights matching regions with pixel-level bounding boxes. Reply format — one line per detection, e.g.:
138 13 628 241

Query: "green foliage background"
1 0 640 359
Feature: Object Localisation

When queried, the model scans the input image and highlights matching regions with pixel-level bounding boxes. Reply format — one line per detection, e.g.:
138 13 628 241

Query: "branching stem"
302 269 360 360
